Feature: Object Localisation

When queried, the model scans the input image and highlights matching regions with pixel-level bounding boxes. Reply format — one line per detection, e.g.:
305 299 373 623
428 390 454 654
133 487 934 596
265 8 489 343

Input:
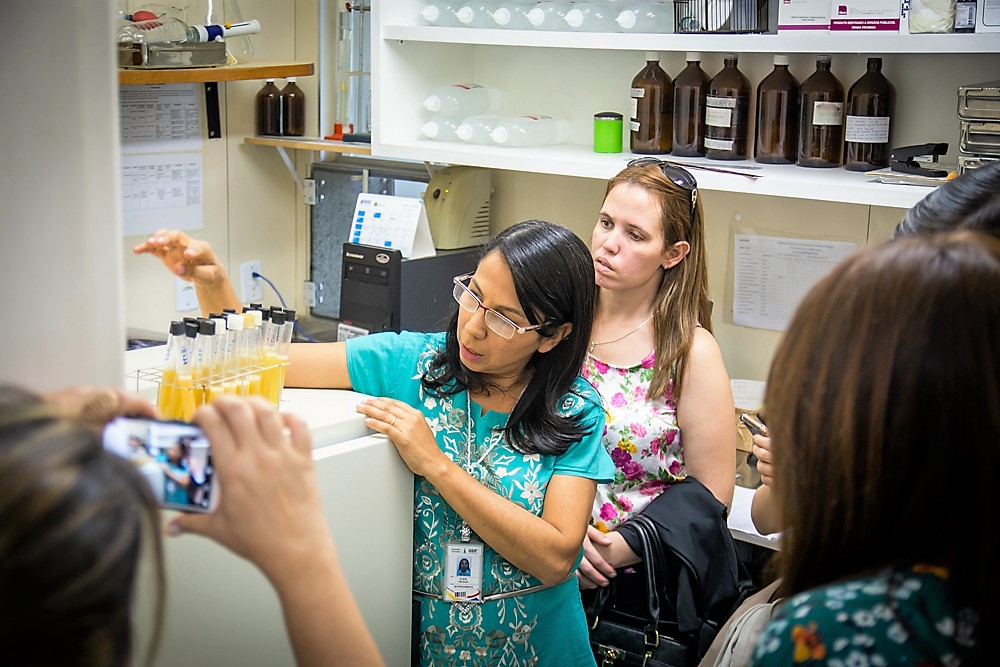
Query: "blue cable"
252 271 318 343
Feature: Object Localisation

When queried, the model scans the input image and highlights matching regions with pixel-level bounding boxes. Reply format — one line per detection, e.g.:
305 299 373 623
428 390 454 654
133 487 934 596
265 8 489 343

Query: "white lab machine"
125 347 414 666
422 166 492 250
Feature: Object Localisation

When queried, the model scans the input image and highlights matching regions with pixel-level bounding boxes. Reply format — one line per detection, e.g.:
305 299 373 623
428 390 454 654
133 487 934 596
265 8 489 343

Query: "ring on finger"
390 414 397 427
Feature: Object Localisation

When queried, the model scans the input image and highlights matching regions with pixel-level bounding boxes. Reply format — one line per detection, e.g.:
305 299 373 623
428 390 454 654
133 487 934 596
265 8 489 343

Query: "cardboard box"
830 0 901 29
778 0 832 29
979 0 1000 31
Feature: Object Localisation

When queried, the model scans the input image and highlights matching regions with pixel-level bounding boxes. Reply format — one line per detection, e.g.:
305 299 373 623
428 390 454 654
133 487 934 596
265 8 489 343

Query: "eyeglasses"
627 157 699 219
452 274 550 339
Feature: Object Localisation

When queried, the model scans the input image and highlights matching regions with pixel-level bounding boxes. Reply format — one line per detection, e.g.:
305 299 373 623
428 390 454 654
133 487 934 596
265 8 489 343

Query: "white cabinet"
373 1 1000 207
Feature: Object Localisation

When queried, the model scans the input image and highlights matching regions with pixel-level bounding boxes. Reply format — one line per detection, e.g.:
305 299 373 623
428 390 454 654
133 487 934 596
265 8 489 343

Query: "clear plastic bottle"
490 115 570 147
189 0 256 64
798 56 845 168
672 52 710 157
455 1 499 26
280 77 306 137
754 55 800 165
421 0 465 26
844 57 894 172
423 84 503 116
255 79 281 136
564 3 620 31
615 2 675 32
117 16 261 44
526 1 572 30
705 53 751 161
420 114 464 141
492 1 534 28
630 52 673 154
455 114 504 143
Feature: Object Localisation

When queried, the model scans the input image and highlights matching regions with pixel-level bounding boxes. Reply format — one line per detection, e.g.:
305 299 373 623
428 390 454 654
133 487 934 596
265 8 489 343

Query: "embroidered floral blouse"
582 349 685 532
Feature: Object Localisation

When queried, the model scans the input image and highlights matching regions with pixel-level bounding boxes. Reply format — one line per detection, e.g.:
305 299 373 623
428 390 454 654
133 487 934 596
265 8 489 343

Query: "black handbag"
585 514 699 667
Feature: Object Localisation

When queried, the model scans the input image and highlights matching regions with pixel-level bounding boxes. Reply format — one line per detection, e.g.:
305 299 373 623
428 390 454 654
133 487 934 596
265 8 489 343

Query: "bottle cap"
284 309 296 322
645 51 660 62
493 7 511 25
817 55 832 63
423 95 442 112
271 310 287 326
456 6 474 23
287 77 297 83
185 321 199 338
526 7 544 26
250 310 263 327
421 5 440 21
616 10 636 29
421 121 441 139
455 123 473 141
223 308 237 314
490 126 509 144
226 313 244 331
265 78 275 83
169 321 186 336
725 52 738 61
686 52 702 62
774 55 789 66
198 319 216 335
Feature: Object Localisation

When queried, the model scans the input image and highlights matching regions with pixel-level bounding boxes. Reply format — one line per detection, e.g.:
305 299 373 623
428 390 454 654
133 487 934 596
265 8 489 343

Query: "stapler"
890 143 949 178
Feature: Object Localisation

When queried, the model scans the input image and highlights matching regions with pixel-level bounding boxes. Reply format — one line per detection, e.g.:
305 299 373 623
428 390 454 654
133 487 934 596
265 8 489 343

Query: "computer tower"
339 243 480 334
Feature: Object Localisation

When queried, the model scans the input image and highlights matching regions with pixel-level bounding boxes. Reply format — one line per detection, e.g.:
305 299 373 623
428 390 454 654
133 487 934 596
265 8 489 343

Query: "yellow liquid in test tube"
177 375 197 422
158 367 177 416
273 354 289 406
247 373 262 396
207 382 225 403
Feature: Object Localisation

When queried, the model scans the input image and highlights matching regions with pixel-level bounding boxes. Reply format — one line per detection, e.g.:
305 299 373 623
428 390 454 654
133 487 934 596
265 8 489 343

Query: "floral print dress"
581 349 685 532
752 565 979 666
346 331 614 667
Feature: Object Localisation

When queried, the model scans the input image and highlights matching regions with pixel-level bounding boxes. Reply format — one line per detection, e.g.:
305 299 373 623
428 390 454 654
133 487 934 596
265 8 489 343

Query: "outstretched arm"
133 229 241 316
171 397 384 667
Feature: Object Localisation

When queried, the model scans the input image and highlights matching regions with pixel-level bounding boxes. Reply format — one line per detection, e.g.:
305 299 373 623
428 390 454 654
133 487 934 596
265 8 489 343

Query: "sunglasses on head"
627 157 699 219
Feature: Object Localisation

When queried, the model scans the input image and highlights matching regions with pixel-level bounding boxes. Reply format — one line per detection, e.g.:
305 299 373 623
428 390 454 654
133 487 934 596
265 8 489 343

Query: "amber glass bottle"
844 57 894 172
755 55 799 165
705 53 750 161
255 79 281 136
798 56 844 168
672 52 710 157
630 52 673 154
279 77 306 137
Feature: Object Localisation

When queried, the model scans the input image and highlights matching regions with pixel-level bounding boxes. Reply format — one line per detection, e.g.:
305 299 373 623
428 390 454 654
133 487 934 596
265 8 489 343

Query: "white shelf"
377 140 933 208
382 24 1000 54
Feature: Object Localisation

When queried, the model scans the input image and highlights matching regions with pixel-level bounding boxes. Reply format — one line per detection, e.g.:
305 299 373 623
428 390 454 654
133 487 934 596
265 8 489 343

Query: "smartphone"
102 416 218 513
739 412 768 438
739 413 768 468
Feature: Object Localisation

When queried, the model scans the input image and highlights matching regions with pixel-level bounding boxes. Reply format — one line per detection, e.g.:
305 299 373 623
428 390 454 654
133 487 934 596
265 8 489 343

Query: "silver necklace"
589 315 654 354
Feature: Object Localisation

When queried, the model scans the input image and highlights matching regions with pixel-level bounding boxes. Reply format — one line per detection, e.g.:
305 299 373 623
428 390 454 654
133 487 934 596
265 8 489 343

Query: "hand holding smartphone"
103 416 218 513
739 413 768 468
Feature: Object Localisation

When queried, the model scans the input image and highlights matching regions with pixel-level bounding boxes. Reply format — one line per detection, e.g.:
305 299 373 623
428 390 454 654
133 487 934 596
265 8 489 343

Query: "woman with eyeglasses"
577 159 744 646
136 220 615 666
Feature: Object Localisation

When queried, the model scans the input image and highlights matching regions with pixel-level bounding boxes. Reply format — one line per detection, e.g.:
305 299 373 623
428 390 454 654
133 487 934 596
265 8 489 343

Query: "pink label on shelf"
830 17 900 28
778 22 832 28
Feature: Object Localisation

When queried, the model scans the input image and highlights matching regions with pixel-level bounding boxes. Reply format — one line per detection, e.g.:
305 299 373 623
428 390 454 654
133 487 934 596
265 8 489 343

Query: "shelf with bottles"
379 22 1000 55
118 61 315 85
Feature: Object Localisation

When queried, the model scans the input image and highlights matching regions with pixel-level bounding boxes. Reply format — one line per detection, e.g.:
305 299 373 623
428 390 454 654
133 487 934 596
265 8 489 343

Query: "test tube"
242 307 264 396
176 322 199 421
223 313 244 395
158 320 186 417
193 318 216 407
275 309 295 404
262 309 286 405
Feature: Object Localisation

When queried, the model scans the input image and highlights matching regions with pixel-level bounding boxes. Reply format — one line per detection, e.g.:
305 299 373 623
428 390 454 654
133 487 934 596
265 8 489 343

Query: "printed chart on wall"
119 83 203 236
732 235 857 331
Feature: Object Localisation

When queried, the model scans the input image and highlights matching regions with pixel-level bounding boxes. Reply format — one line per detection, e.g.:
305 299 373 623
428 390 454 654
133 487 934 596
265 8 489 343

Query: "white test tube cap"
226 313 244 331
250 310 263 327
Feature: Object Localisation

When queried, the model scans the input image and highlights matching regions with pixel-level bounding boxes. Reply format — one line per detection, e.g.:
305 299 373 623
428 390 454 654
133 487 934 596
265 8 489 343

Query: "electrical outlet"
239 260 263 303
303 281 316 307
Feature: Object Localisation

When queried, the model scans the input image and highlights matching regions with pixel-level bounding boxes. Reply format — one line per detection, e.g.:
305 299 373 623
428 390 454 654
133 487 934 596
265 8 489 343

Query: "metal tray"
118 41 226 69
959 120 1000 157
958 153 1000 174
958 80 1000 121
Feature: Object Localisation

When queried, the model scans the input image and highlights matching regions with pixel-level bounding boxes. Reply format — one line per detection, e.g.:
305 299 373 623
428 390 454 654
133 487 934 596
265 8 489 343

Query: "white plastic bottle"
490 115 570 147
564 2 621 31
455 1 499 27
420 115 464 141
616 2 676 32
455 114 504 143
116 17 261 44
492 0 534 28
423 84 503 115
526 1 572 30
420 0 465 26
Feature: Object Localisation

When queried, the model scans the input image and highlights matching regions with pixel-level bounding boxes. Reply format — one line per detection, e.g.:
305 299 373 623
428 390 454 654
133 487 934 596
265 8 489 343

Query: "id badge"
443 541 484 604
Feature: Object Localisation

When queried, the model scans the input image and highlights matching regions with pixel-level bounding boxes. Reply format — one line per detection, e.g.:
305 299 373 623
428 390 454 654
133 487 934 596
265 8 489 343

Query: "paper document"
733 235 856 331
350 193 436 260
120 83 201 153
121 153 203 236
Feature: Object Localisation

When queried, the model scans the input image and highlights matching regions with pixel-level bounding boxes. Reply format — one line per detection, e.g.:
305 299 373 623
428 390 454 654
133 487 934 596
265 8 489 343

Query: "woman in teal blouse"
751 232 997 666
138 220 614 666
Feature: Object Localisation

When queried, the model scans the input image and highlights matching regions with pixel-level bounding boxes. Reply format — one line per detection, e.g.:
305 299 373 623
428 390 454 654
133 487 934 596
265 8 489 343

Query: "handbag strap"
631 514 668 647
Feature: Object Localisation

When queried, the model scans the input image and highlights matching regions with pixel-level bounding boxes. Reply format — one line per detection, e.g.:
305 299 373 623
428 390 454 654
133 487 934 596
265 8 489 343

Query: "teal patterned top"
346 331 613 667
752 565 979 666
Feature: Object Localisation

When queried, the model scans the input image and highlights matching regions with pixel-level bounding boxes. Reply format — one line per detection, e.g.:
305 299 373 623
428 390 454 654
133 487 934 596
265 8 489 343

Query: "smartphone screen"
102 416 216 513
